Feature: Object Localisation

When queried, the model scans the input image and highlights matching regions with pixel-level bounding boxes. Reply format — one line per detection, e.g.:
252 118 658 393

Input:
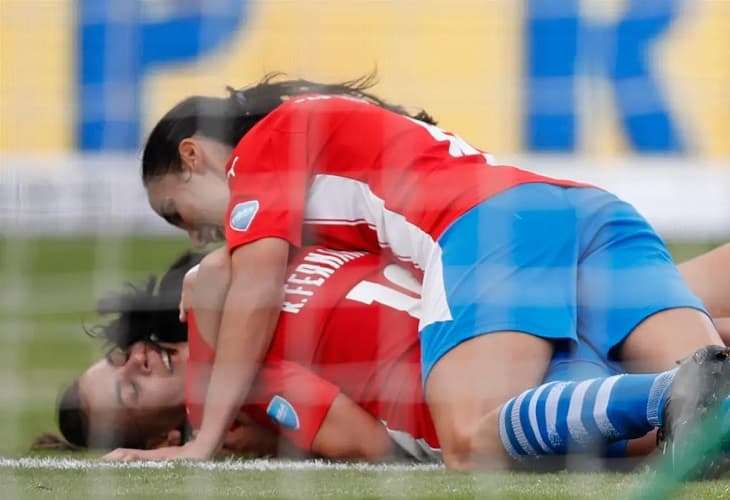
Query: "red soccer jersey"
225 94 584 272
185 246 440 460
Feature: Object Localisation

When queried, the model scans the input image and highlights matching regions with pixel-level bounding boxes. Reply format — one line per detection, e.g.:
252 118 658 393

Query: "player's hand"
179 264 200 322
101 447 162 462
101 441 213 462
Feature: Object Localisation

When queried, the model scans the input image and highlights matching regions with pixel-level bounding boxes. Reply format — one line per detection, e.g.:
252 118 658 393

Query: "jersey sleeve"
243 360 341 451
225 106 311 252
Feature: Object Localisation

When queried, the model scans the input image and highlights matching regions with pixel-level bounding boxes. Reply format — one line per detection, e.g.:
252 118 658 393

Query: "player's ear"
178 138 203 174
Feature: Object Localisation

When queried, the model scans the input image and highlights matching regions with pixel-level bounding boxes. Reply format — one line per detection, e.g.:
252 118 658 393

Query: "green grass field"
0 237 727 499
2 459 730 499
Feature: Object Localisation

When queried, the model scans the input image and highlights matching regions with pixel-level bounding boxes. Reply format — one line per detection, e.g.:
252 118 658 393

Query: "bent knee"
440 409 509 471
441 428 479 470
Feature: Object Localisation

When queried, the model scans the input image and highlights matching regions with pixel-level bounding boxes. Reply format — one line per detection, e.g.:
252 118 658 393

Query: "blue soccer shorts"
419 183 708 383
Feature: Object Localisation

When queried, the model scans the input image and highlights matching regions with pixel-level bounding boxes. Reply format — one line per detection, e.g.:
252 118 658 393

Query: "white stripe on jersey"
305 174 452 329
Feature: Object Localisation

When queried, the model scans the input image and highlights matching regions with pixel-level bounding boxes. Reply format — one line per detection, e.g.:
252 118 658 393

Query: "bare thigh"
617 307 722 373
424 331 553 469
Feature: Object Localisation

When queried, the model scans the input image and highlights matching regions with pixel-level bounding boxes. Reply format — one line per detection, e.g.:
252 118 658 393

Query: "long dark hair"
42 250 205 450
141 72 437 183
87 250 204 350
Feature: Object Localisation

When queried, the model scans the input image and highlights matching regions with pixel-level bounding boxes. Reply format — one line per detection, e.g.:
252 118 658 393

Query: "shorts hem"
421 321 575 386
604 304 712 359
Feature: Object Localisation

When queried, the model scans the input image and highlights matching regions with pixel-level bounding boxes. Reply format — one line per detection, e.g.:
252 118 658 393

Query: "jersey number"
345 265 422 319
408 117 496 163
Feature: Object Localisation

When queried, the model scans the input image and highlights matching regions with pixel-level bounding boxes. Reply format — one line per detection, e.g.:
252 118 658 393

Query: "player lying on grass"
139 74 724 466
56 244 730 469
56 247 436 460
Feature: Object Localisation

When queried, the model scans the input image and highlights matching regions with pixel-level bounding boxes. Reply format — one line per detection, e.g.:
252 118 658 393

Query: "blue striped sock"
498 369 676 458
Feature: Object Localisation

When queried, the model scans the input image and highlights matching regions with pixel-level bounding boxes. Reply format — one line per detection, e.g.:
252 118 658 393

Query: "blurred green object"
625 403 730 500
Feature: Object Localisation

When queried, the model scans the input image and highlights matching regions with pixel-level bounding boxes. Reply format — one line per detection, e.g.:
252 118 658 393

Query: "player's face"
146 137 232 246
146 171 229 246
78 341 188 445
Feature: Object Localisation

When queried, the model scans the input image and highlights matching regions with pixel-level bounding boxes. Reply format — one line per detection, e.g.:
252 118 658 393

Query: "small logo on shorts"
229 201 259 232
266 395 300 430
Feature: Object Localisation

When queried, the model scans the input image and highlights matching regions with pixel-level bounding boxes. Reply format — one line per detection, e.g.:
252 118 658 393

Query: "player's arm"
188 122 310 458
248 361 396 462
679 243 730 319
190 237 290 458
311 393 395 461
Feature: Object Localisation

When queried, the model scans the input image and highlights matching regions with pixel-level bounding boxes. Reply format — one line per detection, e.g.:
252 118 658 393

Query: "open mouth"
148 343 176 374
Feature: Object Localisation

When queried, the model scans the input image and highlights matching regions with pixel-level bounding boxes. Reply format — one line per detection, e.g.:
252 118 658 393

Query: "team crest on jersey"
229 200 259 232
266 395 300 430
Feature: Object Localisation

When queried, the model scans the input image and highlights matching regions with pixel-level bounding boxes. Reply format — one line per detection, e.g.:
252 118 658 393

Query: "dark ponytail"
141 72 437 183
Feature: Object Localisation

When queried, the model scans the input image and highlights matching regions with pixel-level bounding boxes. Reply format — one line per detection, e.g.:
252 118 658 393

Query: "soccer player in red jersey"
183 246 439 461
65 246 438 459
64 246 649 461
58 243 729 464
138 76 722 466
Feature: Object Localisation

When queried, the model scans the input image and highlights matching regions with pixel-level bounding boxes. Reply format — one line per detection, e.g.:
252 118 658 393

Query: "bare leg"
625 430 658 457
424 332 553 469
474 410 659 463
617 308 722 373
466 309 721 469
716 318 730 343
679 243 730 318
472 374 672 469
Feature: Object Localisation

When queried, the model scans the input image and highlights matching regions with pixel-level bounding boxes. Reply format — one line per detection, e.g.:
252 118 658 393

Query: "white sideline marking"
0 457 443 472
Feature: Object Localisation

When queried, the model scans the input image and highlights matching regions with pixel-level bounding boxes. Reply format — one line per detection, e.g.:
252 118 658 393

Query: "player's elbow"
360 423 396 461
332 424 394 462
311 395 395 462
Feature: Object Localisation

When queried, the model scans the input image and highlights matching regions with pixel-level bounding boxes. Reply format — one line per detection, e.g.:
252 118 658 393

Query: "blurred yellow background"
1 0 728 157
